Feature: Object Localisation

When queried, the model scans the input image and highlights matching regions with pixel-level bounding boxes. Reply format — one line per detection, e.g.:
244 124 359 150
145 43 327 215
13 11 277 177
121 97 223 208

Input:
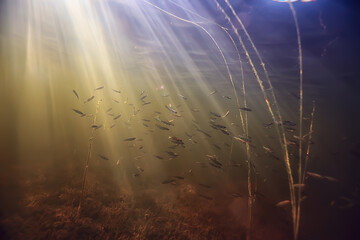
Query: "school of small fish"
70 85 347 211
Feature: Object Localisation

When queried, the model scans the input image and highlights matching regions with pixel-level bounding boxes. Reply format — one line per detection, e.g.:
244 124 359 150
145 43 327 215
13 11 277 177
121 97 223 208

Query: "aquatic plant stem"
142 0 249 151
215 1 298 238
302 101 315 184
288 1 303 239
167 0 248 136
295 101 315 238
141 3 253 236
78 99 101 215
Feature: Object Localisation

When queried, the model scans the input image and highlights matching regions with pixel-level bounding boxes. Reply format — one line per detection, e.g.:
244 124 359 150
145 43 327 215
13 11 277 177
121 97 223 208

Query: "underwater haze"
0 0 359 239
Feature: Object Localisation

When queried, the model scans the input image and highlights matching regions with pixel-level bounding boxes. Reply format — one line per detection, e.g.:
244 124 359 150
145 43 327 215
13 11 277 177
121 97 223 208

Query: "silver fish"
72 109 85 117
73 90 79 99
178 94 187 100
156 124 169 131
98 154 109 160
124 137 136 141
95 86 104 90
239 107 252 111
208 90 217 96
84 96 95 104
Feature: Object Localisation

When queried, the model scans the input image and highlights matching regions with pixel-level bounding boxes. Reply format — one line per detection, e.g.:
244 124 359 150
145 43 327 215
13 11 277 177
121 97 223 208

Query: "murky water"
0 0 359 239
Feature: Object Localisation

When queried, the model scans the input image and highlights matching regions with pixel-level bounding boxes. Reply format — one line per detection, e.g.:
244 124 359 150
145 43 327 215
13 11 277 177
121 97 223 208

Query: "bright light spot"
272 0 316 2
272 0 298 2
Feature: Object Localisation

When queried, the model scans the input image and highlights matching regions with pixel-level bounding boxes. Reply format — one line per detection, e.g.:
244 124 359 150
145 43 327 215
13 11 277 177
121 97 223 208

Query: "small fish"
263 146 273 153
98 154 109 160
234 136 251 143
169 136 184 145
139 95 147 101
307 172 338 182
124 137 136 141
153 155 164 159
283 120 296 127
173 176 184 180
143 123 149 127
166 151 178 157
206 155 222 166
210 112 221 118
110 124 116 129
213 144 221 150
165 104 177 114
222 110 230 118
196 128 211 138
142 119 151 122
113 114 121 120
239 107 252 111
208 90 217 96
192 108 200 112
162 120 174 126
107 113 114 117
133 107 140 116
212 123 227 129
112 89 121 93
91 124 103 130
140 90 145 96
73 90 79 99
106 108 112 113
264 122 274 128
156 124 169 131
293 135 314 144
136 166 144 172
113 99 120 103
231 193 243 198
223 95 231 99
162 179 176 184
95 86 104 90
220 129 230 135
234 137 247 144
72 109 86 117
286 128 296 133
143 102 151 106
178 94 187 100
276 200 291 207
84 96 95 104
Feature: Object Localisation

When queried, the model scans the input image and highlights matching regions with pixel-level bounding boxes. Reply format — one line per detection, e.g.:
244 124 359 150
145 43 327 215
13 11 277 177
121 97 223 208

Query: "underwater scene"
0 0 359 239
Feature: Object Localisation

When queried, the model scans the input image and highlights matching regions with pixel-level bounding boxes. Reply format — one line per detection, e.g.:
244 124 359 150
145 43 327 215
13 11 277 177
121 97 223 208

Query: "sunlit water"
0 0 359 239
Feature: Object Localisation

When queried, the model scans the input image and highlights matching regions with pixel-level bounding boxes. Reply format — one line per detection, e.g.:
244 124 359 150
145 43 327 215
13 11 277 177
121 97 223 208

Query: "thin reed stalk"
214 1 298 238
141 2 253 236
287 2 304 239
302 101 315 184
78 99 101 215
